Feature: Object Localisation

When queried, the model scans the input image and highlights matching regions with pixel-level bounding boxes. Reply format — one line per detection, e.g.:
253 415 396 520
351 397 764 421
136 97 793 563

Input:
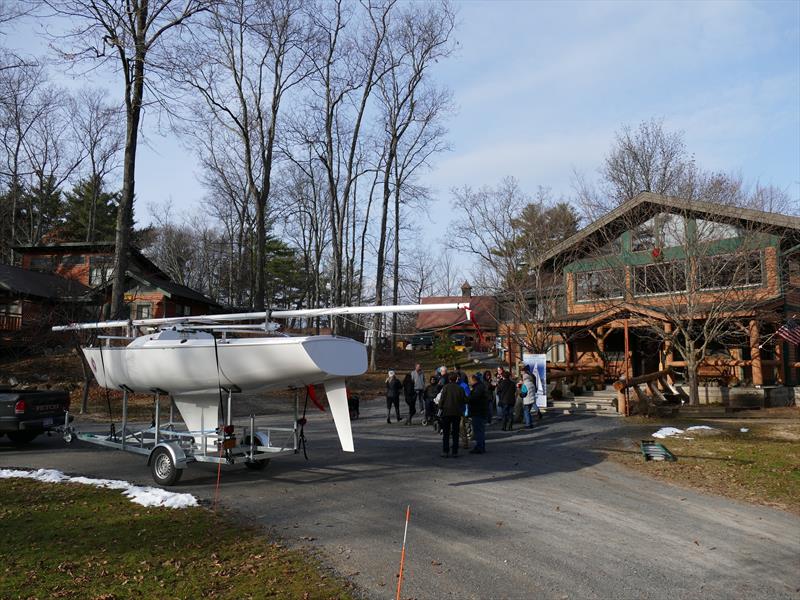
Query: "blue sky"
7 0 800 233
425 0 800 205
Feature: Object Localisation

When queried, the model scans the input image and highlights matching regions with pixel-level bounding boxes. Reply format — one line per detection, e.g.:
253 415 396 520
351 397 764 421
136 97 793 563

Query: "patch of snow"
686 426 716 432
652 427 684 439
740 427 749 433
0 468 197 509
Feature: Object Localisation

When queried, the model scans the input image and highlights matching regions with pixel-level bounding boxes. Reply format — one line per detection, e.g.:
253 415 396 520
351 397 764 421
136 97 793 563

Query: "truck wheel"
242 436 270 470
150 447 182 486
7 431 38 445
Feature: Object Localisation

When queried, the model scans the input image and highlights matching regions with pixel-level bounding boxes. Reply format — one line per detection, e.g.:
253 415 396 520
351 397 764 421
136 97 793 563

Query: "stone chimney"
461 280 472 298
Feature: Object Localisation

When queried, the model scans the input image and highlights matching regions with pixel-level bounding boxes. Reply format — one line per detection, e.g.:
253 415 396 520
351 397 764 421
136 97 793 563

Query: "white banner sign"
522 353 548 408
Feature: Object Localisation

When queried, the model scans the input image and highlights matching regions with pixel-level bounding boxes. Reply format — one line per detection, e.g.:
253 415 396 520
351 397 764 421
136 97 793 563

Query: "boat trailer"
61 387 301 486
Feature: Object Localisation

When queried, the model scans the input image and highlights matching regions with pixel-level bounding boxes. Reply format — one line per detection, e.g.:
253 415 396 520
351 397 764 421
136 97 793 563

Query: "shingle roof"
0 264 92 300
541 192 800 267
415 296 496 330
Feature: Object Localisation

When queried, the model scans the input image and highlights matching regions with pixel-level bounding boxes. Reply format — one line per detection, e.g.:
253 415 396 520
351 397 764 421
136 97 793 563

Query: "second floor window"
89 257 113 286
575 270 624 302
634 261 687 296
699 250 762 290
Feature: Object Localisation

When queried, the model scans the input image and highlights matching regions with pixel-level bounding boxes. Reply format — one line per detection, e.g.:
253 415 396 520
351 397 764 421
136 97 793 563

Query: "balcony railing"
0 314 23 331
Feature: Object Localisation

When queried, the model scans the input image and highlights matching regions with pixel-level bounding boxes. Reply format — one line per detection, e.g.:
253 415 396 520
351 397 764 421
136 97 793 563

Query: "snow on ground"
652 427 685 439
0 468 198 509
652 425 718 439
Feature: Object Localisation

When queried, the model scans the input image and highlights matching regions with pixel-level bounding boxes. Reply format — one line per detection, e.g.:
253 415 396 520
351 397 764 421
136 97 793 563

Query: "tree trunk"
686 361 700 406
110 36 146 319
369 142 396 371
390 181 401 357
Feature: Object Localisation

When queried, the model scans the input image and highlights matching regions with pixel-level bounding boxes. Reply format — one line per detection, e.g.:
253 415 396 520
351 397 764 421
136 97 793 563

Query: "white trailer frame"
62 387 304 485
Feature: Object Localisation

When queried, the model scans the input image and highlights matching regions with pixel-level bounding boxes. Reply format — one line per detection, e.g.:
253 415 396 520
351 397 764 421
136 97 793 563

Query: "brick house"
0 264 92 343
8 242 221 325
415 281 497 351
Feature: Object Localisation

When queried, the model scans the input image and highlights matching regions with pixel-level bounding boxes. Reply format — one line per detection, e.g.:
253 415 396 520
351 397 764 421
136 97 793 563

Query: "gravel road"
1 398 798 600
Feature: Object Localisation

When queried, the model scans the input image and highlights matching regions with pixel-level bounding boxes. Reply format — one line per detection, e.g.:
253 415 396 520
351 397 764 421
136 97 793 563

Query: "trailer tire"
7 431 38 445
244 458 270 470
243 436 270 470
151 447 182 486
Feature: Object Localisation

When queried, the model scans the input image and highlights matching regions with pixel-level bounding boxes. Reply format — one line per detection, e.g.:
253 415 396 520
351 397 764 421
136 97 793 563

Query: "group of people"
385 363 543 457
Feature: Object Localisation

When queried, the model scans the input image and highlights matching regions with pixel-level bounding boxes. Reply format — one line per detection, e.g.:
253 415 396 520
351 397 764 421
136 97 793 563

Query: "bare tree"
41 0 212 318
303 0 394 332
173 0 310 310
574 118 692 220
67 88 123 241
369 0 454 367
449 178 583 356
0 64 50 260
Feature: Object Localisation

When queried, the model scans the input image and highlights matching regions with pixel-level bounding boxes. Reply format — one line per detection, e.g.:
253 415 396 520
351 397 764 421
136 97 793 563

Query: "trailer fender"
148 441 188 470
248 431 269 448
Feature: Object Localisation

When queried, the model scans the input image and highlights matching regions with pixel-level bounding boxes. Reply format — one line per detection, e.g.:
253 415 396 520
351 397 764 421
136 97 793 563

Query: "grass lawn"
0 478 354 600
607 419 800 514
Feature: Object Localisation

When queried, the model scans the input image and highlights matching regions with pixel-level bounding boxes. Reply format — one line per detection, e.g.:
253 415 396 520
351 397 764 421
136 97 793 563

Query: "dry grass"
607 418 800 514
0 478 354 600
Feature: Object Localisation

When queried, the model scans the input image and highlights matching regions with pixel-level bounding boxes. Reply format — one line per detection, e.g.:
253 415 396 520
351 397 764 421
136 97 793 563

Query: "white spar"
52 302 470 331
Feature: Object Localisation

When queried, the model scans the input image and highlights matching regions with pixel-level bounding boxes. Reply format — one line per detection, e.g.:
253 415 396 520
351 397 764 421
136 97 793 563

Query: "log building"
500 193 800 402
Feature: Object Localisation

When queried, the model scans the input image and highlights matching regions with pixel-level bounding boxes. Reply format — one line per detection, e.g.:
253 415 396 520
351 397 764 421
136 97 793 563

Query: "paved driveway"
1 399 798 600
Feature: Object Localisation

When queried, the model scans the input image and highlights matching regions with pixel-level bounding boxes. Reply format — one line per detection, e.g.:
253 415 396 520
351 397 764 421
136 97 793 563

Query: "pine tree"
61 176 120 242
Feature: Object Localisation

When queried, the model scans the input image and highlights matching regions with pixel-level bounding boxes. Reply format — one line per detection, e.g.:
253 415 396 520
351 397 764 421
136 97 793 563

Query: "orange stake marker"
396 505 411 600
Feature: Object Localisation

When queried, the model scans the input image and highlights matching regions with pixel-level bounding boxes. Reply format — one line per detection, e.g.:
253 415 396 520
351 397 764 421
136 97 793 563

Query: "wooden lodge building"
500 192 800 401
1 242 220 344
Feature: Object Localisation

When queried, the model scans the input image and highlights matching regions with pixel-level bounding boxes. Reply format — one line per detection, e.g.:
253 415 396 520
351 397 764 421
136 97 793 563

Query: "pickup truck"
0 388 72 444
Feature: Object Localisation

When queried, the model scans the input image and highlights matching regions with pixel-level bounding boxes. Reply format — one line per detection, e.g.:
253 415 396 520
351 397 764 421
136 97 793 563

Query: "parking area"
1 399 799 600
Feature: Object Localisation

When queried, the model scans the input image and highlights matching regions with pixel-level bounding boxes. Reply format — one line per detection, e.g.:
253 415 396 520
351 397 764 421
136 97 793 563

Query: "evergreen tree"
61 176 120 242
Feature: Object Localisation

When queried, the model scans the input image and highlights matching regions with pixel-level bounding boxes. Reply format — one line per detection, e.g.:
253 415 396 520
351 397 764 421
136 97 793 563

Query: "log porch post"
749 319 763 386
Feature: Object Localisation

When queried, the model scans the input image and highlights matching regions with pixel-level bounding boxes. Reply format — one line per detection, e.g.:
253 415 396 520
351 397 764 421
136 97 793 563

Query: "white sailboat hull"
82 335 362 450
83 335 367 395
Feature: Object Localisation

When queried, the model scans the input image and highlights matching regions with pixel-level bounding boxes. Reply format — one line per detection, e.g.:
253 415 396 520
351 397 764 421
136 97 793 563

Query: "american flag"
776 319 800 345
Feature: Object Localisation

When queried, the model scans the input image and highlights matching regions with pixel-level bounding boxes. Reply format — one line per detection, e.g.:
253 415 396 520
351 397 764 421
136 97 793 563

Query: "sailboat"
54 303 472 455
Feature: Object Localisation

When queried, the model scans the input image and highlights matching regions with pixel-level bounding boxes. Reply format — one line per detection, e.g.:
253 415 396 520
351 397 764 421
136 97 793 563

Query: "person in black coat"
496 370 517 431
402 372 416 425
385 370 402 424
423 375 439 425
468 374 489 454
438 373 467 457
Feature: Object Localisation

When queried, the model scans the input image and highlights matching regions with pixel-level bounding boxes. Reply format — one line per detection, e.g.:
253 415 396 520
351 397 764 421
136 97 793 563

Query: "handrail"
613 368 673 391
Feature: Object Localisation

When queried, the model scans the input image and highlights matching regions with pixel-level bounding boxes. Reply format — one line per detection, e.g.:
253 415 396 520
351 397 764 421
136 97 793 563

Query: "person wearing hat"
385 370 402 423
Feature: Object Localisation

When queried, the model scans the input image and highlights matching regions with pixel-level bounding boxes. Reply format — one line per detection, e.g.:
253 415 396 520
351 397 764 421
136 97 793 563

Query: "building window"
29 256 56 272
134 304 151 319
575 270 624 302
548 343 566 364
633 261 687 296
632 213 686 251
60 255 85 267
699 250 762 290
695 219 740 242
89 257 113 286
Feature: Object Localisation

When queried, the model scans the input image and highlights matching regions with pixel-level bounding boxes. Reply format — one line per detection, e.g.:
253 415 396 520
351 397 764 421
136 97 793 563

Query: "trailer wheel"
243 436 270 470
151 447 182 486
244 458 270 470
